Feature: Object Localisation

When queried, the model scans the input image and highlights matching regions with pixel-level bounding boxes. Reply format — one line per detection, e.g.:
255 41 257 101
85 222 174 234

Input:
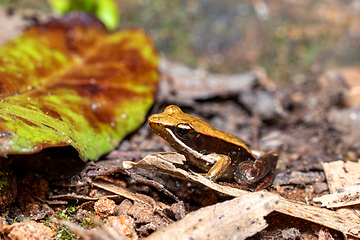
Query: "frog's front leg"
234 151 278 190
203 153 231 181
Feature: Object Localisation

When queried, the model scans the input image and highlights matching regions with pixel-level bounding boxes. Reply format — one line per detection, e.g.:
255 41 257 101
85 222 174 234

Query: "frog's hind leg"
234 151 278 191
253 161 277 191
219 160 277 191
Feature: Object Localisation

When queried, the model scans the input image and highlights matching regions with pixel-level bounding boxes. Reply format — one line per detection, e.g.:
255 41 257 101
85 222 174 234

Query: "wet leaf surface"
0 13 159 161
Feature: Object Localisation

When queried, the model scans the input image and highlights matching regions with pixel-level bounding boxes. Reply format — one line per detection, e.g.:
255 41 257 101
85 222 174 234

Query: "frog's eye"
174 123 193 139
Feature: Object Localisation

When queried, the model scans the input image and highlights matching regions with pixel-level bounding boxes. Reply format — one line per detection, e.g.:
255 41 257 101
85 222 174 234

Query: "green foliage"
58 210 69 220
79 218 95 229
56 226 76 240
50 0 120 30
68 205 76 214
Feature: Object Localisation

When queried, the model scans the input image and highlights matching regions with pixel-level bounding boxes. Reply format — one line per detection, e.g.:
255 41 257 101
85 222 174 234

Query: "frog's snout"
148 115 165 134
148 114 161 123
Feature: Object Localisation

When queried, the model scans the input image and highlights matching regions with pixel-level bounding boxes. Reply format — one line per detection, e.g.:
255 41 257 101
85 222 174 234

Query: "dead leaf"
275 198 360 237
313 160 360 239
124 152 360 237
118 199 172 235
313 185 360 208
158 58 257 104
123 152 249 197
91 178 169 211
319 68 360 107
145 192 279 240
314 161 360 208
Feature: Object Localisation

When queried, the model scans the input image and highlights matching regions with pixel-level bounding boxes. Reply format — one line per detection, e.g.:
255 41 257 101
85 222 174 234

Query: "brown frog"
148 105 278 191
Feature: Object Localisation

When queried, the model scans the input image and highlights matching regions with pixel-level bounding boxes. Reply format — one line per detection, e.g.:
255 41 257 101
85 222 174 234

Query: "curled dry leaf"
91 178 169 211
0 13 159 161
123 152 249 197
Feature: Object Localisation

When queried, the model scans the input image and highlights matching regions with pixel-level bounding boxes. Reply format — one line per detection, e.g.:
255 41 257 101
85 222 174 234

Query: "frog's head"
148 105 250 156
148 105 199 153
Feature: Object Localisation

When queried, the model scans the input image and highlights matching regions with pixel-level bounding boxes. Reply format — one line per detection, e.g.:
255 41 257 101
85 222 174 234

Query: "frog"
148 105 278 191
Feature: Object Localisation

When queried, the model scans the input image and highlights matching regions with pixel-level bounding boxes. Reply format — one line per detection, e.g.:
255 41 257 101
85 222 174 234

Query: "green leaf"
0 14 159 161
95 0 120 31
50 0 120 30
49 0 72 13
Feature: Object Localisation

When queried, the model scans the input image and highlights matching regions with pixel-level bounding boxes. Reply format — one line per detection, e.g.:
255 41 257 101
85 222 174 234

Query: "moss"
0 172 10 190
0 160 17 210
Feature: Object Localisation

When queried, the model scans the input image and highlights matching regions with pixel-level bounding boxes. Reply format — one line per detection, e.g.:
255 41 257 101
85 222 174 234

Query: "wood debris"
313 185 360 208
313 160 360 239
124 153 360 238
145 192 279 240
313 160 360 208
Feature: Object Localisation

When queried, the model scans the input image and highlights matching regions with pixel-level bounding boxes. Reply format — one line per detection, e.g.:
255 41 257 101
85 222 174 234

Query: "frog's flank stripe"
165 128 215 164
